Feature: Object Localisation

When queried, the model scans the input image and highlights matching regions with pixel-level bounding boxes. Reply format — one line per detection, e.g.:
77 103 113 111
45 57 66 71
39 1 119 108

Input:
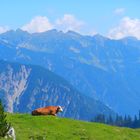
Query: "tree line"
91 111 140 128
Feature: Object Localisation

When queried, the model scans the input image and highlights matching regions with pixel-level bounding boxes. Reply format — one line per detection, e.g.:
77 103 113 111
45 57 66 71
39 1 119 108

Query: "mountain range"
0 29 140 116
0 60 114 121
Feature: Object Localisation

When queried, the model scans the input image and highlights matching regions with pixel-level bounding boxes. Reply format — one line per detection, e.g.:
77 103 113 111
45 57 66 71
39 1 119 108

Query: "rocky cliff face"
0 64 30 112
0 60 114 121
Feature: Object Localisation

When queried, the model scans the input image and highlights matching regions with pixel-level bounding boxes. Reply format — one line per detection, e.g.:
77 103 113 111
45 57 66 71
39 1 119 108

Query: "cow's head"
57 106 63 112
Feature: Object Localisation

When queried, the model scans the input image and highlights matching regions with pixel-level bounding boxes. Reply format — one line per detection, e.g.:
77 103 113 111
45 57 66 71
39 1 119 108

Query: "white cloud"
108 17 140 39
21 15 85 33
55 14 84 33
114 8 125 15
21 16 53 33
0 26 9 34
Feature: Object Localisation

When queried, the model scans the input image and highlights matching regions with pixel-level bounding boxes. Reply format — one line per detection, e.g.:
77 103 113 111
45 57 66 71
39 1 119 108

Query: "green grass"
1 113 140 140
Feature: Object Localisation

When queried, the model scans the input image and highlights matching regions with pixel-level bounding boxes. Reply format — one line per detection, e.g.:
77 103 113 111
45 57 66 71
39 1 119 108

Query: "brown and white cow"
31 106 63 116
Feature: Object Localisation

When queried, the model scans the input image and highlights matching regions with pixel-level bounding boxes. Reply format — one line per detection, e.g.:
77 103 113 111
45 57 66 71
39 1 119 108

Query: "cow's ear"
57 106 61 109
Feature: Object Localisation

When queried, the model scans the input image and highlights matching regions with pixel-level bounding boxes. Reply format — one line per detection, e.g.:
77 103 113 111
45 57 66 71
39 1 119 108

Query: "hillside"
2 113 140 140
0 30 140 116
0 60 114 121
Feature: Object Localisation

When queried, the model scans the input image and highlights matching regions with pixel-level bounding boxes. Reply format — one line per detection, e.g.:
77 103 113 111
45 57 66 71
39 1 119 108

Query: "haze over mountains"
0 60 114 121
0 29 140 116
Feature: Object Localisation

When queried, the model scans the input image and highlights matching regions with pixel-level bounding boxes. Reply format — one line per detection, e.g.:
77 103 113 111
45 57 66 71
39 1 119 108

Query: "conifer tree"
0 99 10 137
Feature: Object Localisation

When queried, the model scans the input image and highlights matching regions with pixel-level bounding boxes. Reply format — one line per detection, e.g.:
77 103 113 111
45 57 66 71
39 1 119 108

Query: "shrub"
0 100 10 138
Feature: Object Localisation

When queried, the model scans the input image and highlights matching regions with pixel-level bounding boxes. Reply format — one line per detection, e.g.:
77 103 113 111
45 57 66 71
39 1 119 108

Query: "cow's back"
32 106 57 116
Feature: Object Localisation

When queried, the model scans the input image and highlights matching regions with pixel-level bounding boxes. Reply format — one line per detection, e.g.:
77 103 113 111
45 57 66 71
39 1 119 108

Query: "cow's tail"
31 110 38 116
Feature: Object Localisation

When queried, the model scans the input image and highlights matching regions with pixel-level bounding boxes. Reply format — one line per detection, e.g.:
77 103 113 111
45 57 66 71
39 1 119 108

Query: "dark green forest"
92 112 140 128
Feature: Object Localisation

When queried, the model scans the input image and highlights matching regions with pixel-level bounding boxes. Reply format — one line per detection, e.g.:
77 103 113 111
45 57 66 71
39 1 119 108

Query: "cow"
5 127 16 140
31 106 63 116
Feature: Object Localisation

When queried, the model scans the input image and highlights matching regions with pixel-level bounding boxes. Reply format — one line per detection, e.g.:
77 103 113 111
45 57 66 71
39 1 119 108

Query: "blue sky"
0 0 140 39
